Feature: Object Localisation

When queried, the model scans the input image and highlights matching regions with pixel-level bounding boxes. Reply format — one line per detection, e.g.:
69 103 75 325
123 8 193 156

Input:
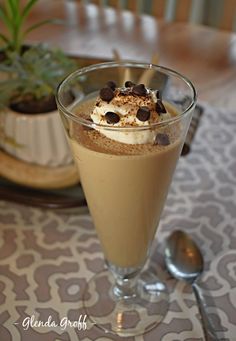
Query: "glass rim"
56 61 197 131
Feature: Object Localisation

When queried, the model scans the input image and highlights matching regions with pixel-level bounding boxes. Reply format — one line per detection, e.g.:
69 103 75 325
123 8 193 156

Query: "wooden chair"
75 0 236 31
80 0 198 22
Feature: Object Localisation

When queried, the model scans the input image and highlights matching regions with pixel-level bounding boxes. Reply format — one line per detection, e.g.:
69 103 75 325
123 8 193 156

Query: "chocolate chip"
155 133 170 146
106 80 116 91
100 87 114 102
132 84 147 96
105 111 120 124
155 90 162 100
120 90 128 96
156 99 167 114
125 80 135 88
136 106 150 122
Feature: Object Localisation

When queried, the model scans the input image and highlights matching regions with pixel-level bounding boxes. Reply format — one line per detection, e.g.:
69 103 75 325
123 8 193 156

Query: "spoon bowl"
165 230 203 282
164 229 219 341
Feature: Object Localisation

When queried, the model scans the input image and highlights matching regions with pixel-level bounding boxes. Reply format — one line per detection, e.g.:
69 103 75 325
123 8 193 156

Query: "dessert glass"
56 62 196 337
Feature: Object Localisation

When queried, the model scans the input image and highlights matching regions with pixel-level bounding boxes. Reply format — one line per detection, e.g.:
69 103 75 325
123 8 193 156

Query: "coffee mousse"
69 81 183 268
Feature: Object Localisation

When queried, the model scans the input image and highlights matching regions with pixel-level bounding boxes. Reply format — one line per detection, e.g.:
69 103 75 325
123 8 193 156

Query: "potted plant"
0 0 77 167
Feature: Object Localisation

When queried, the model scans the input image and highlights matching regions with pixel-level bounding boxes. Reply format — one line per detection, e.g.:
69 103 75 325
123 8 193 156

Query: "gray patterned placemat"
0 103 236 340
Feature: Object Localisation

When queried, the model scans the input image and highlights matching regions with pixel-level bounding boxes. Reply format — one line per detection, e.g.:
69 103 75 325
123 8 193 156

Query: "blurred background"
75 0 236 31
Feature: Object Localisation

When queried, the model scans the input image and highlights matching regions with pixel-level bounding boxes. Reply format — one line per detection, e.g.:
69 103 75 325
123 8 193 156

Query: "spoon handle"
192 283 219 341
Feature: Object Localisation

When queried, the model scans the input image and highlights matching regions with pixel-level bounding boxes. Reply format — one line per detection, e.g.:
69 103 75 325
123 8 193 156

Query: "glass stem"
113 273 139 299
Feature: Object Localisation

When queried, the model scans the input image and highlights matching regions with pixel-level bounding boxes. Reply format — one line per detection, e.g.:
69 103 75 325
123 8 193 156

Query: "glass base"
83 269 169 337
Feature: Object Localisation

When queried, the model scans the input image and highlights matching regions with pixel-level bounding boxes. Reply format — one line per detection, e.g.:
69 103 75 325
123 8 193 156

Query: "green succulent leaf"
24 19 54 36
0 33 9 44
0 45 78 106
0 5 13 34
5 0 16 19
21 0 38 20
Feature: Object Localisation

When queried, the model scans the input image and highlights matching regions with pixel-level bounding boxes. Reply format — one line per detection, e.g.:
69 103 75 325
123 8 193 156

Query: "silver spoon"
164 230 219 341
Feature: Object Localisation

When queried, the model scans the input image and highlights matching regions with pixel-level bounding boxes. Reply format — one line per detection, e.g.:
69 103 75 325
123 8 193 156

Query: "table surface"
1 1 236 340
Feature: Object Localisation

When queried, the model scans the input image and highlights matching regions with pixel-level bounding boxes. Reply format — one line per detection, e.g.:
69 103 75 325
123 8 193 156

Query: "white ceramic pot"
0 108 73 167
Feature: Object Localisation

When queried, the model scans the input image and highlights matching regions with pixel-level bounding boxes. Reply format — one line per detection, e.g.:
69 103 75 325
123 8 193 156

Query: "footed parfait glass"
56 62 196 337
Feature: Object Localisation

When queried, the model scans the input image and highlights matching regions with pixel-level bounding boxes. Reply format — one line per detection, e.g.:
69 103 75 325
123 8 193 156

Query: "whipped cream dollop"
90 81 172 144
